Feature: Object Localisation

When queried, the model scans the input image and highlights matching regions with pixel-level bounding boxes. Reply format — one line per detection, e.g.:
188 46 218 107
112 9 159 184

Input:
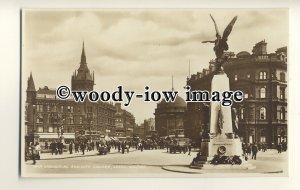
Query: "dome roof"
236 51 251 58
157 95 187 109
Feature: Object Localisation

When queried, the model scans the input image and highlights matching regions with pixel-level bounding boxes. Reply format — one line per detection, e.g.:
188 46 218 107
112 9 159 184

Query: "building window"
47 105 51 112
249 135 254 144
48 126 53 133
36 114 43 123
280 87 285 100
260 107 266 120
60 105 64 112
260 136 266 143
260 87 266 98
280 72 285 82
67 106 73 113
244 93 248 99
234 74 238 81
79 117 82 124
37 105 43 112
280 107 285 120
240 108 245 120
259 71 267 80
53 105 57 112
247 74 251 79
78 107 81 113
37 126 43 133
69 116 74 124
87 106 92 113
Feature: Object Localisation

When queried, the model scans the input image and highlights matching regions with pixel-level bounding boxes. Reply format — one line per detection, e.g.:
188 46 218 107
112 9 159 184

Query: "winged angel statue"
202 14 238 71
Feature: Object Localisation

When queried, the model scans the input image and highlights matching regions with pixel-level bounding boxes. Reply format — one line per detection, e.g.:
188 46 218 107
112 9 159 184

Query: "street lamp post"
86 113 93 141
32 105 36 144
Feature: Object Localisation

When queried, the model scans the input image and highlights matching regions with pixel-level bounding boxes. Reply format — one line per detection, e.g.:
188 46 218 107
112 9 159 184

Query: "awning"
110 137 120 141
36 133 75 139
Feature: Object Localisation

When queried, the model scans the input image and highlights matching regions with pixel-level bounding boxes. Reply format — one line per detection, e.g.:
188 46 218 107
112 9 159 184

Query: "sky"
22 9 288 124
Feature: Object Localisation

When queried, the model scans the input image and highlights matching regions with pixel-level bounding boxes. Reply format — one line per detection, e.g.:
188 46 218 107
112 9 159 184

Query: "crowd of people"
25 137 287 165
241 141 288 160
25 142 41 165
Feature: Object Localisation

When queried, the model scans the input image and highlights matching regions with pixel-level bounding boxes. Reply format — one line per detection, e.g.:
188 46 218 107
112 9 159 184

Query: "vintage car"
169 139 188 154
98 146 109 155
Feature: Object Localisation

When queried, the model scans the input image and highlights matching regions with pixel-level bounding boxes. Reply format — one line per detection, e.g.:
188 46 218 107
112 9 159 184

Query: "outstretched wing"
210 14 220 36
202 40 215 43
222 16 238 41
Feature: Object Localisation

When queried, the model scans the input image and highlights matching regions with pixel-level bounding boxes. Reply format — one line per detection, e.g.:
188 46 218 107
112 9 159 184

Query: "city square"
21 9 288 177
24 147 287 176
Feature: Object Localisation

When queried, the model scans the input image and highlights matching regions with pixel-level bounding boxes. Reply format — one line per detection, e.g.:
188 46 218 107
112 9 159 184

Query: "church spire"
27 72 36 92
81 40 86 64
72 42 94 91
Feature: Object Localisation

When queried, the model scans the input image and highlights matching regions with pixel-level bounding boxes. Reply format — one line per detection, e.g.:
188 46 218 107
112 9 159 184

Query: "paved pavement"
39 148 135 160
22 148 288 177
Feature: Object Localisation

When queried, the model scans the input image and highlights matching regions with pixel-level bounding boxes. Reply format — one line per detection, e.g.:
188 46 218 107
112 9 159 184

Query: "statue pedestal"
190 72 255 170
202 138 243 157
190 138 255 170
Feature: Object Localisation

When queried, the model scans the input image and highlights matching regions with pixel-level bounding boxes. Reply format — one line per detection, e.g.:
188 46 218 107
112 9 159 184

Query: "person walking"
32 142 41 164
126 142 130 153
251 143 258 160
277 143 282 153
69 141 73 154
58 141 64 155
140 142 144 152
80 142 86 155
121 141 125 154
118 142 121 152
50 141 57 155
45 141 48 150
30 142 36 165
75 142 79 153
188 143 192 156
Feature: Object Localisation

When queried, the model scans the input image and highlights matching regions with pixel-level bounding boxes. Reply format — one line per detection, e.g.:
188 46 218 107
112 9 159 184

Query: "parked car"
169 138 189 154
98 146 108 155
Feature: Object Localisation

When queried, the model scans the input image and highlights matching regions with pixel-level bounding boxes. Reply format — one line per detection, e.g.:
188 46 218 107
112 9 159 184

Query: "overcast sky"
22 9 288 124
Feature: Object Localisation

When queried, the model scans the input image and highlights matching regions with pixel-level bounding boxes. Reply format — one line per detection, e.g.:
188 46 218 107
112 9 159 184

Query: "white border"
0 0 299 190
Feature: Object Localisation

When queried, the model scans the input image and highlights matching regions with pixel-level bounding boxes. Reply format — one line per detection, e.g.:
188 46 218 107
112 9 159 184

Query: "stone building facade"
185 40 287 146
25 43 136 145
114 103 136 138
154 96 187 137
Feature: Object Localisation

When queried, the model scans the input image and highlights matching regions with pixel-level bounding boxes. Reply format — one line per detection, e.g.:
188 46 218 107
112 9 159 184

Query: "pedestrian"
25 142 29 162
56 141 60 155
45 141 48 150
251 143 258 160
246 144 251 156
96 141 99 151
126 142 129 153
50 141 56 155
80 142 86 155
75 142 79 153
30 142 36 165
92 141 95 151
69 141 73 154
118 142 121 152
242 142 246 155
166 143 169 153
58 141 64 154
121 141 125 154
277 143 282 153
139 142 144 152
261 143 266 152
188 143 192 156
32 142 41 164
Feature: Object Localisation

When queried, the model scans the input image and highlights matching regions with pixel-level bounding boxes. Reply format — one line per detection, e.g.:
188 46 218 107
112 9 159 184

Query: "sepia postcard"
21 9 288 177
